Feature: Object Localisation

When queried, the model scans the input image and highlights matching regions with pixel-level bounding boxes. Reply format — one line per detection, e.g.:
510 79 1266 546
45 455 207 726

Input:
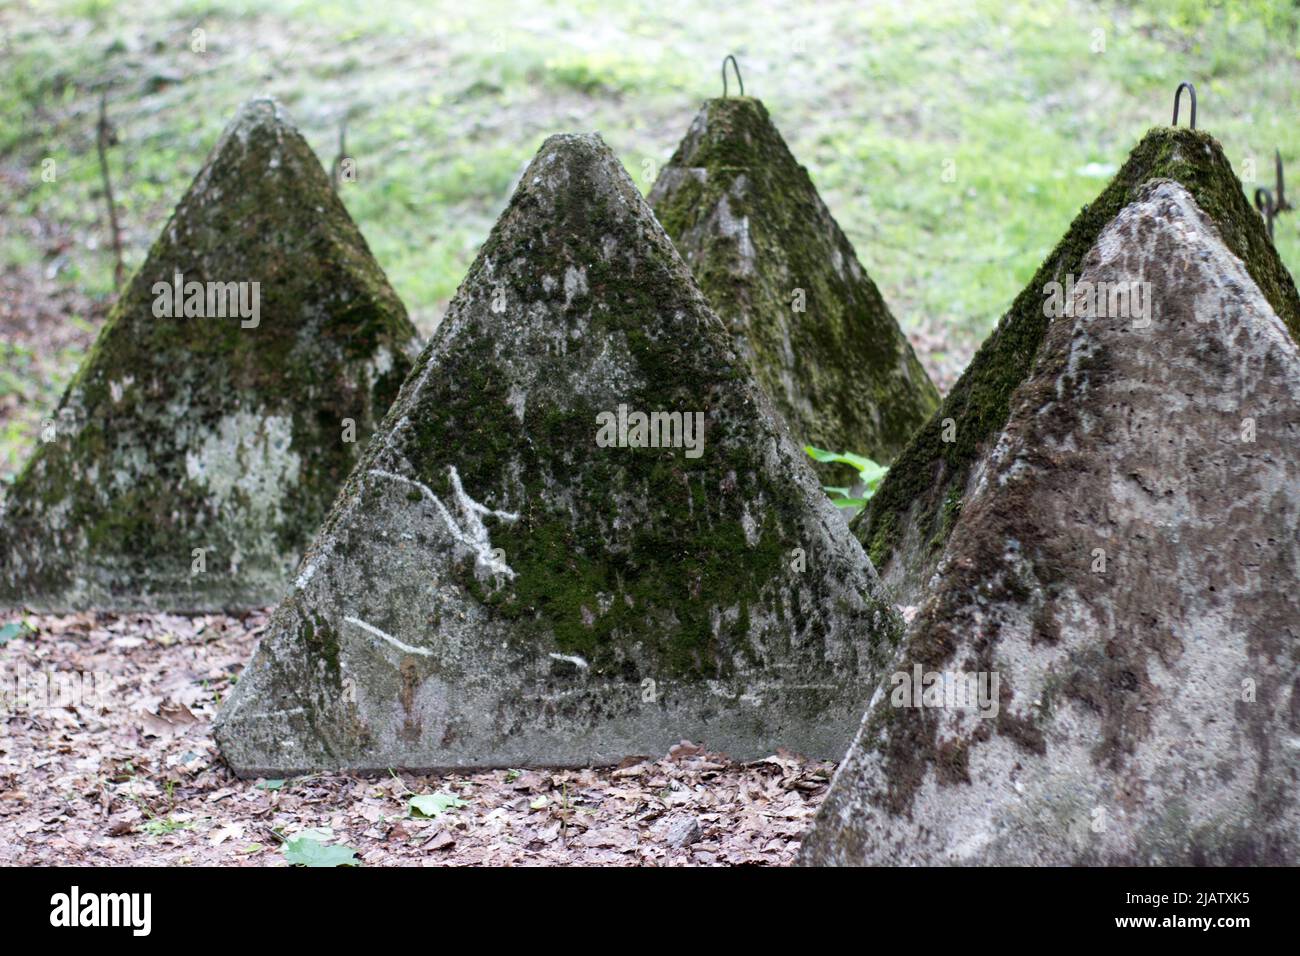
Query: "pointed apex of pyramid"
230 95 287 127
200 97 298 161
663 96 785 169
497 131 661 242
857 123 1300 604
0 99 418 612
649 96 938 468
518 130 607 176
185 97 330 205
803 175 1300 865
214 131 900 776
211 96 289 142
536 130 610 158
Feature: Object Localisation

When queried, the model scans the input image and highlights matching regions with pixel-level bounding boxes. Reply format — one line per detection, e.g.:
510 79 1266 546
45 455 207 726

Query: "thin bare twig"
95 91 125 290
331 120 348 191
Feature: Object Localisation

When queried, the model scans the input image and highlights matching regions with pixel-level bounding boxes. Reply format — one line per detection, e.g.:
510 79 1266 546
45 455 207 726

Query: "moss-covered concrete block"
802 170 1300 864
215 133 901 775
856 127 1300 605
648 97 938 473
0 99 419 612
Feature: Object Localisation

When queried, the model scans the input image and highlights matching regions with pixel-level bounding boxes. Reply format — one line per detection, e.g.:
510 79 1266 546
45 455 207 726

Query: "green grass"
2 0 1299 481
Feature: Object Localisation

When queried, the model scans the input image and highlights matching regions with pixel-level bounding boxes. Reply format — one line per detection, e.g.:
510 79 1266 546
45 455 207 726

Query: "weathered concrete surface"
801 180 1300 865
215 133 901 775
0 99 418 612
855 128 1300 607
649 97 938 470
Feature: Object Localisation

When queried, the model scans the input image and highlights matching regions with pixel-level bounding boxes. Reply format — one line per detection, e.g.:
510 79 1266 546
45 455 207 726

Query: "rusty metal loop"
722 55 744 98
1255 150 1293 240
1255 186 1274 216
1256 187 1277 239
1172 81 1197 130
1273 149 1292 214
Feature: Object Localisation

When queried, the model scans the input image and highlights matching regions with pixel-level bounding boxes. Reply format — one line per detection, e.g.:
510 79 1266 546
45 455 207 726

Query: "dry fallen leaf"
208 822 244 846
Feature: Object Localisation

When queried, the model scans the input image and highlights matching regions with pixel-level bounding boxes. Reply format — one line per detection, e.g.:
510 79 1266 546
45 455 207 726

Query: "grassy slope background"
1 0 1298 485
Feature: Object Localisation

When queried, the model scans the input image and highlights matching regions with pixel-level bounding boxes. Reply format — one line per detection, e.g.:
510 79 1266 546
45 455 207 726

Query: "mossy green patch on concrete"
215 132 899 775
856 126 1300 598
0 99 418 611
649 97 939 475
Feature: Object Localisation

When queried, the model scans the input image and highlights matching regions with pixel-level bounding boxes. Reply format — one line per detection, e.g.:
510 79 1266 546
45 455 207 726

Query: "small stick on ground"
331 120 348 191
95 91 126 290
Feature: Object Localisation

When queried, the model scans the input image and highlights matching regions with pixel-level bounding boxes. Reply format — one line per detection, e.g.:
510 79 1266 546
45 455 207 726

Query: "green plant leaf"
256 778 285 791
804 445 863 466
808 446 889 506
0 620 33 644
409 792 468 818
805 446 887 481
282 834 358 867
858 462 888 483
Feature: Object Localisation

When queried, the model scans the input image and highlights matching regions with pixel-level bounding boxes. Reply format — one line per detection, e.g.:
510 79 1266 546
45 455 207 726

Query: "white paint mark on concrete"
548 652 589 669
245 706 306 720
344 615 434 657
369 466 519 579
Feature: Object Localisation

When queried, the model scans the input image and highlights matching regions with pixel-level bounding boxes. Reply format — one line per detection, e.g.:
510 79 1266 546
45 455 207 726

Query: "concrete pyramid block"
0 99 418 612
856 127 1300 606
215 133 901 775
649 97 938 466
802 133 1300 865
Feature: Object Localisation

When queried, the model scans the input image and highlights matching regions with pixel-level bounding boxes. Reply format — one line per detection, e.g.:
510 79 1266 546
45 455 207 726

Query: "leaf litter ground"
0 611 833 866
